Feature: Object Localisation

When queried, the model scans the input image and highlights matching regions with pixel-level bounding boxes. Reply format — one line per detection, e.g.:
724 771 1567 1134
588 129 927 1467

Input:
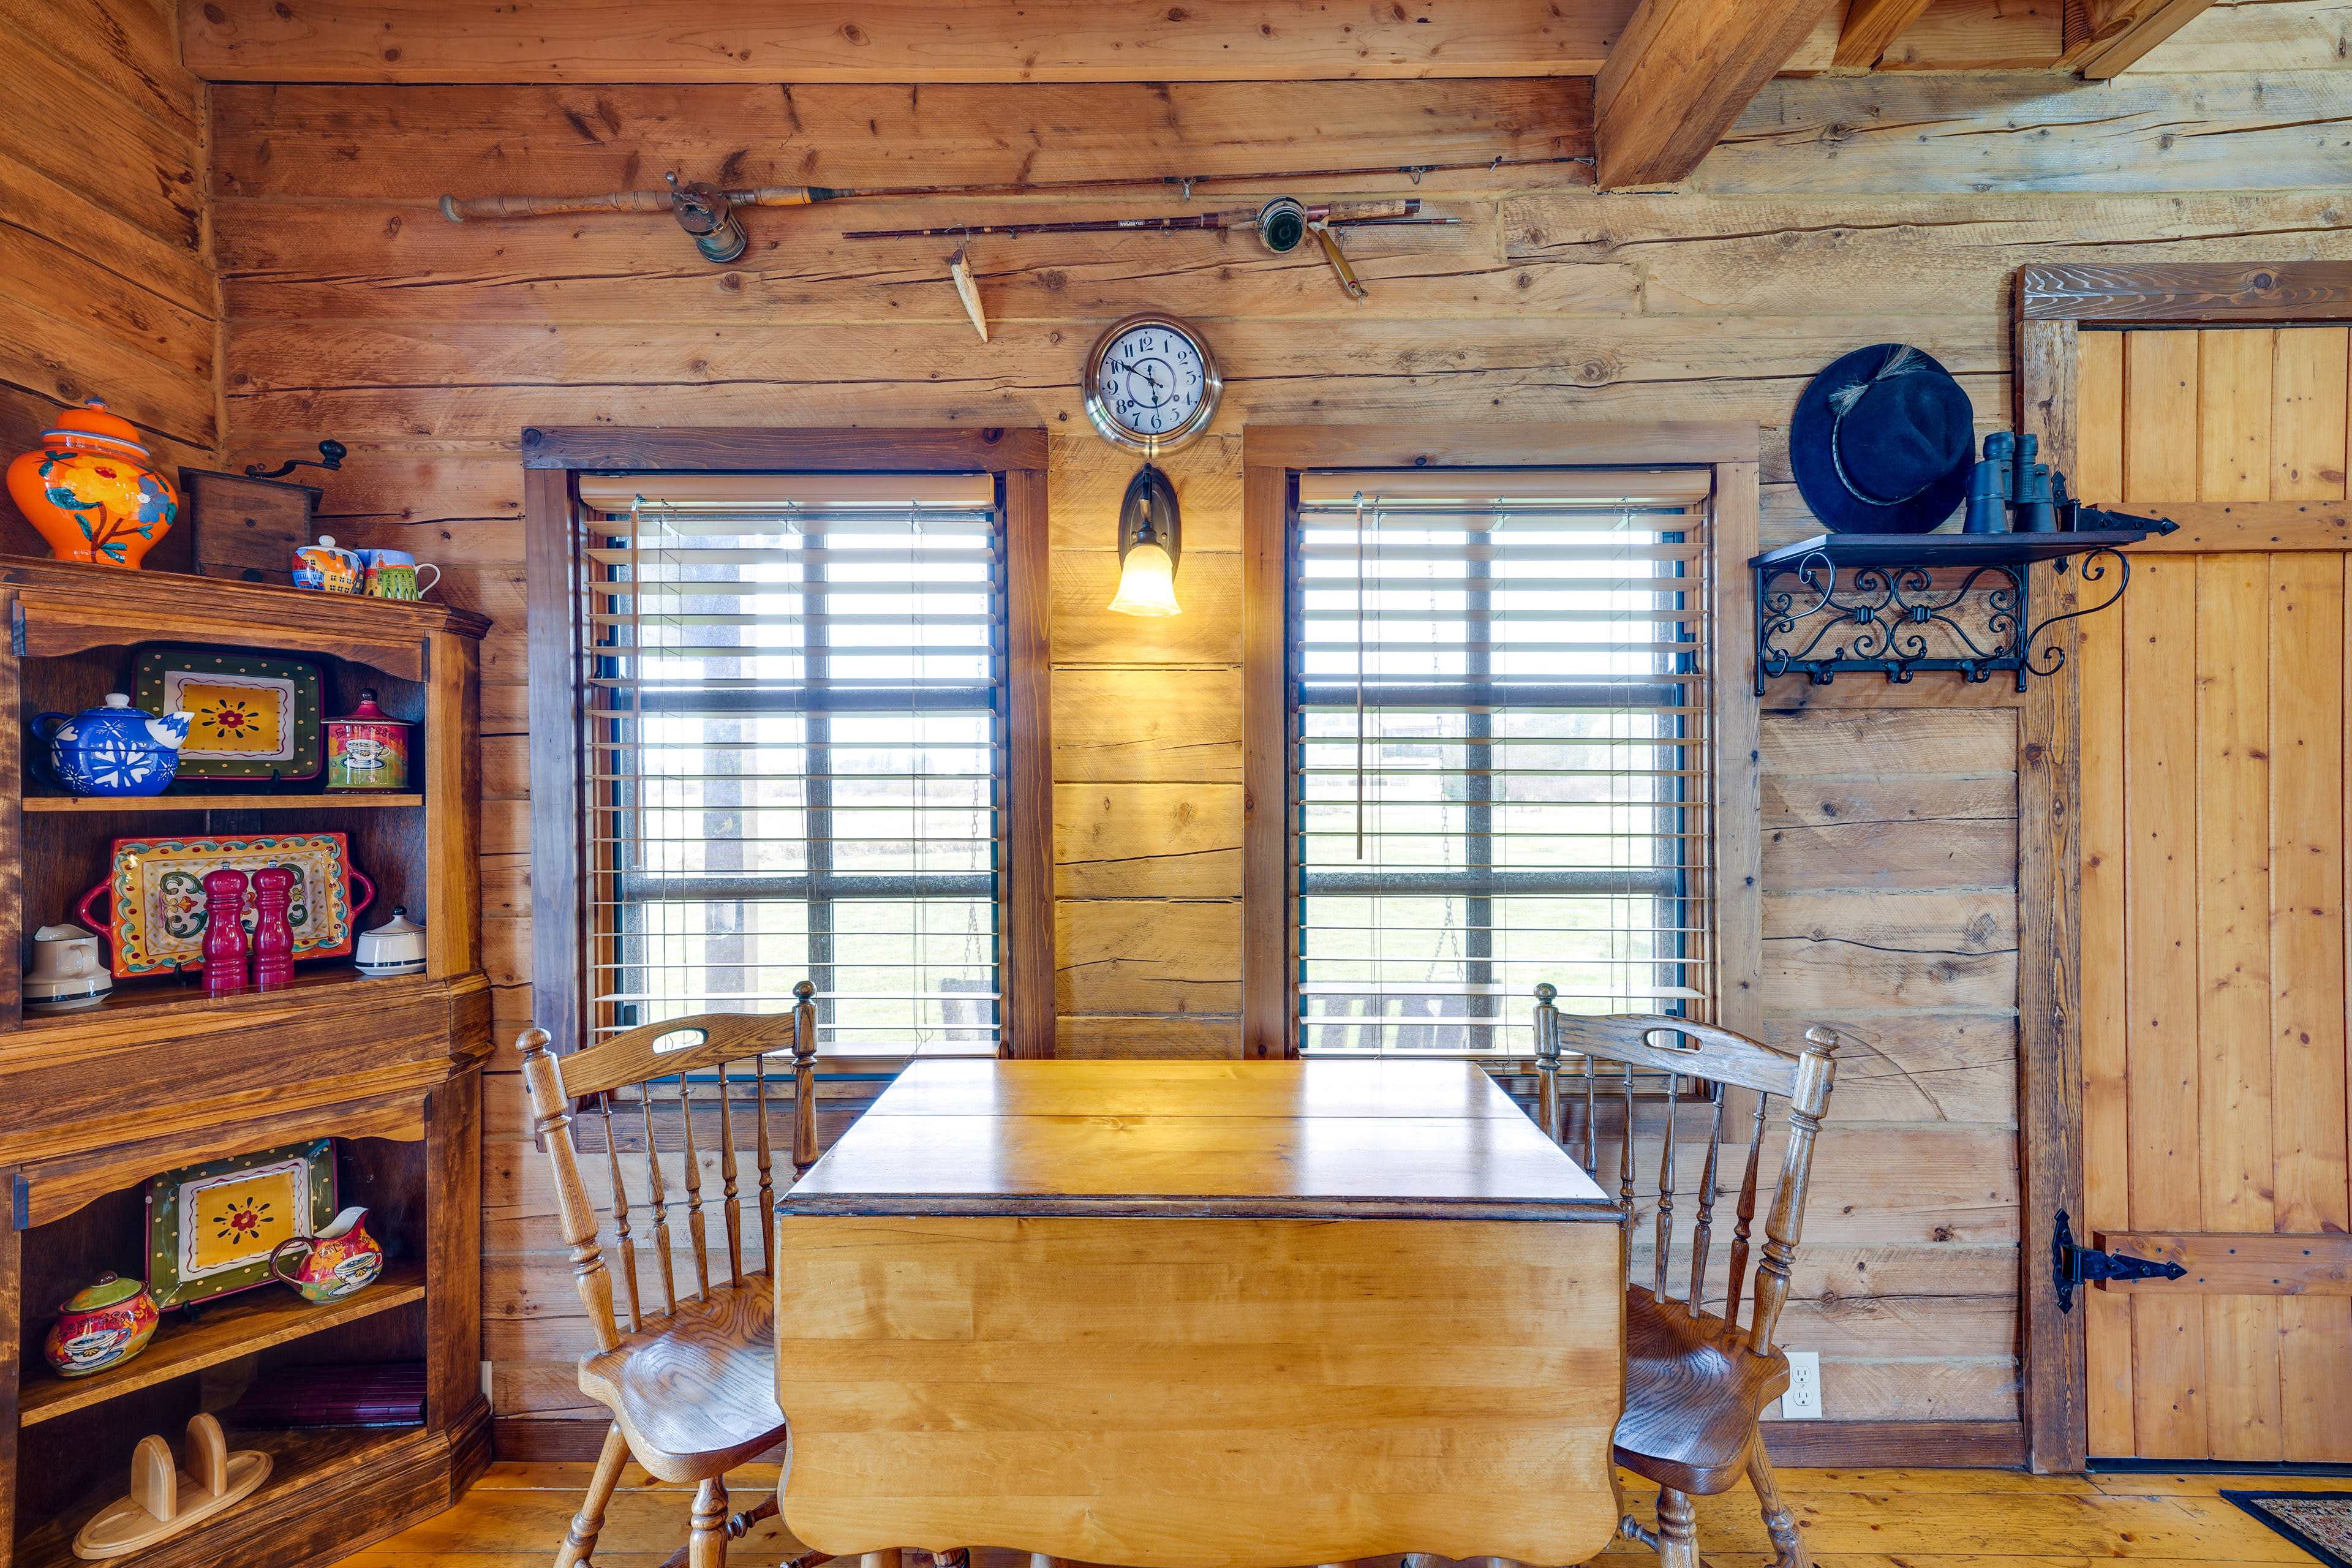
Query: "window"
1284 467 1722 1057
572 470 1010 1056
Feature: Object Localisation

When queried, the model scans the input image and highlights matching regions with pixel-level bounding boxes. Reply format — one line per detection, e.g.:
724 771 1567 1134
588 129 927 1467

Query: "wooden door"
2078 325 2352 1461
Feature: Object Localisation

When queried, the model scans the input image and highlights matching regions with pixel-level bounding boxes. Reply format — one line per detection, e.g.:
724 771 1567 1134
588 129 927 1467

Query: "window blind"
1290 468 1718 1058
575 472 1005 1056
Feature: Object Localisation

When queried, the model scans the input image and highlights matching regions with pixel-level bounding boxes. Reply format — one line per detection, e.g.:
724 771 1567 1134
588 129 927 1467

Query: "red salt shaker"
251 866 296 988
200 867 250 992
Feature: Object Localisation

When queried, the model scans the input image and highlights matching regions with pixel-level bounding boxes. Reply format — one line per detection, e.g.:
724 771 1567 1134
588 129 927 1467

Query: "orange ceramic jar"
5 399 176 567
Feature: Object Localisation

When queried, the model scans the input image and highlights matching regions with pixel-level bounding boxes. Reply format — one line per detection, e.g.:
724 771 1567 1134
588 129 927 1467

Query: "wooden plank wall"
2077 326 2352 1461
195 11 2352 1438
1760 704 2023 1422
0 0 217 556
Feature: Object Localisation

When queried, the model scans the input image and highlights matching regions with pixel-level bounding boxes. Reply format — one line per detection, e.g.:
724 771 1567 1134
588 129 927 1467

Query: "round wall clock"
1082 313 1222 455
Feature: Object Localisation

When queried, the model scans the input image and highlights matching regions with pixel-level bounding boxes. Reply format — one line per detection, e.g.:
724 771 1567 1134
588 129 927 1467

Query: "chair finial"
1534 981 1556 1003
1803 1024 1841 1057
516 1026 552 1061
793 979 815 1001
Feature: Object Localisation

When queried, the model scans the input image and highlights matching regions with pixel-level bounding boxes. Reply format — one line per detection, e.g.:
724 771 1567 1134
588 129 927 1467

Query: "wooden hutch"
0 560 491 1567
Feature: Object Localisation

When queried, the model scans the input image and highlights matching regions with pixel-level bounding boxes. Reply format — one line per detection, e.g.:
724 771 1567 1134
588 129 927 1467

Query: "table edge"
774 1194 1629 1221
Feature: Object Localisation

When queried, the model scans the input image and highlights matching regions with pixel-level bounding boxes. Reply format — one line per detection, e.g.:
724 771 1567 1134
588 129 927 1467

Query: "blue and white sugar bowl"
32 693 195 797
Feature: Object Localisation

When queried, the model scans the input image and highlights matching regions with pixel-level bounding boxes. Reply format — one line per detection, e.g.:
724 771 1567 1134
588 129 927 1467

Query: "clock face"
1084 315 1219 454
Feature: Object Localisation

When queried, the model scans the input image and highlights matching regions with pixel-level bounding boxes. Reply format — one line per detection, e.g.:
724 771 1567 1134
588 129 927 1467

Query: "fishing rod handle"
1321 198 1419 221
440 190 674 222
440 185 833 223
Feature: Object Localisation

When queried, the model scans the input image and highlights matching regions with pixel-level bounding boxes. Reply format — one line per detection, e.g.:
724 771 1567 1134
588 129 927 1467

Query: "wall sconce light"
1107 464 1182 617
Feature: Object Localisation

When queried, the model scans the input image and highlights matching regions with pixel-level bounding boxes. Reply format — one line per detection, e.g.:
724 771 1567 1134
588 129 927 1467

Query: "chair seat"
579 1275 789 1483
1613 1287 1790 1496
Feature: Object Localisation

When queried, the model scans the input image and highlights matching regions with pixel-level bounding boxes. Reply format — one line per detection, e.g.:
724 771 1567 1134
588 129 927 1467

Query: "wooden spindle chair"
1529 985 1841 1568
517 981 827 1568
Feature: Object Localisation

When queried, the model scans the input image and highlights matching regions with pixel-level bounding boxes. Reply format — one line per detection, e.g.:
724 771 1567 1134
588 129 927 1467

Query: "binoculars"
1962 431 2176 537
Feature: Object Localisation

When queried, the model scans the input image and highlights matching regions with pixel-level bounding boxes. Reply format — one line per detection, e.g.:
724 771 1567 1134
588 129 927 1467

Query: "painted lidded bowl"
31 693 195 797
43 1272 160 1378
5 399 177 567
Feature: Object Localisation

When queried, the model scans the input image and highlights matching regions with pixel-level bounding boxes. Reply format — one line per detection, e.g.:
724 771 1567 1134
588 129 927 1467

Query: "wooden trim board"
2020 263 2352 324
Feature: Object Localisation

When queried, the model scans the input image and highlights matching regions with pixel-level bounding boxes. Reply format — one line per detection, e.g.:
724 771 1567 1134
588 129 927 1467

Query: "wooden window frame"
524 426 1055 1060
2015 262 2352 1473
1240 424 1764 1063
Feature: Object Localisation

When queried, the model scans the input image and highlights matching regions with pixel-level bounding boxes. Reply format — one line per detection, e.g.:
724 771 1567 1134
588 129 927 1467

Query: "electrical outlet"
481 1360 495 1402
1781 1350 1823 1419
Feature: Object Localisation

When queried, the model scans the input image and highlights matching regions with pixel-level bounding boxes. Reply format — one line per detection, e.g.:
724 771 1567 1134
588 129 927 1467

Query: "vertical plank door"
2076 325 2352 1461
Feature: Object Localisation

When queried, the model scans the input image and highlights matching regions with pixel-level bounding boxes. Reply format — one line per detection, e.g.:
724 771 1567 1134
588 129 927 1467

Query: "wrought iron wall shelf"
1752 529 2160 693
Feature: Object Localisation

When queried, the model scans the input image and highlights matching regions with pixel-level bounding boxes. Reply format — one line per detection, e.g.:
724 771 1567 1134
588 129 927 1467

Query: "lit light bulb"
1107 539 1180 617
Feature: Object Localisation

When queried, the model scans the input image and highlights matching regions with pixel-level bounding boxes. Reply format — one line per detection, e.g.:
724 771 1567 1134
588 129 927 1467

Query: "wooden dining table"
772 1058 1627 1568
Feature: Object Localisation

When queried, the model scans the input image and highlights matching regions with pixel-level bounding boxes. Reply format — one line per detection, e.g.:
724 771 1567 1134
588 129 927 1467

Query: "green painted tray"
145 1138 337 1310
134 647 323 782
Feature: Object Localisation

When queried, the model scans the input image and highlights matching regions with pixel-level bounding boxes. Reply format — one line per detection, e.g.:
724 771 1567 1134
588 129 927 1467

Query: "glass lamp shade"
1107 540 1180 616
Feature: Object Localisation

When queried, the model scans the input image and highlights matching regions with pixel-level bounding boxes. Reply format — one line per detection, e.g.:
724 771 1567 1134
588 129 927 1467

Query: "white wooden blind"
1290 468 1717 1057
576 472 1005 1055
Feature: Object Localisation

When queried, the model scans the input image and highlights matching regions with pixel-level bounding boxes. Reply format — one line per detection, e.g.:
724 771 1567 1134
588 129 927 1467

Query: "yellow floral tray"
76 832 375 978
133 647 323 781
145 1139 337 1310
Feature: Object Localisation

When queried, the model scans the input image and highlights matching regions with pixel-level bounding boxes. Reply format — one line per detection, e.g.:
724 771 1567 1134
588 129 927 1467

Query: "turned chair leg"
1749 1441 1810 1568
688 1477 730 1568
555 1422 631 1568
1654 1487 1700 1568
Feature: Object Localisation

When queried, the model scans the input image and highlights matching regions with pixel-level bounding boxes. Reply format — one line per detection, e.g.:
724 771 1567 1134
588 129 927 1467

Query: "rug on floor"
2223 1491 2352 1568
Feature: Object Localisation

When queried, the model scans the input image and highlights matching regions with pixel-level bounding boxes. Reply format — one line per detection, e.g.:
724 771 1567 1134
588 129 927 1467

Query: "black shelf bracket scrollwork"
1752 529 2163 695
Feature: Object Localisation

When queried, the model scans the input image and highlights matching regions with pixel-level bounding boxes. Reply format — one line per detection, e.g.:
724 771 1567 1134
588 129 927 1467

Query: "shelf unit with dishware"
0 557 492 1568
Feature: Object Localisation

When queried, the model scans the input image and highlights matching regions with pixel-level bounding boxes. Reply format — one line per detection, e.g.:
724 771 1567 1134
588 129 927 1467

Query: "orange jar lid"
39 399 149 458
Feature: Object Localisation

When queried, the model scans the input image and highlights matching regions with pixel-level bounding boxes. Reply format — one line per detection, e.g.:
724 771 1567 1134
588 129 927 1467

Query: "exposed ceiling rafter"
1592 0 1847 190
2059 0 2222 78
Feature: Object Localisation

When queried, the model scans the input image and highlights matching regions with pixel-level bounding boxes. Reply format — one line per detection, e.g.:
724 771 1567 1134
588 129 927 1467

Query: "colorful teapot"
5 399 177 567
43 1273 160 1378
268 1207 383 1303
32 694 196 797
292 535 363 594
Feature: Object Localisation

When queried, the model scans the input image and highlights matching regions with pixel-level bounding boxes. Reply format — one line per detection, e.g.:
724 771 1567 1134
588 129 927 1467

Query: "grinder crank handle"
1310 221 1368 301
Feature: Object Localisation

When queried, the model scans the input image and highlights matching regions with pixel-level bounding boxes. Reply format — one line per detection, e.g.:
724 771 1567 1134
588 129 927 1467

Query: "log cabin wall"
0 0 218 559
194 8 2352 1449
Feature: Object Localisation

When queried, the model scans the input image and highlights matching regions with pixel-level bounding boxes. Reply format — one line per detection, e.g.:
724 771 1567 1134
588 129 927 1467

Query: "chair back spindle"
792 980 821 1179
515 992 823 1353
1527 989 1839 1356
677 1072 710 1301
717 1055 744 1285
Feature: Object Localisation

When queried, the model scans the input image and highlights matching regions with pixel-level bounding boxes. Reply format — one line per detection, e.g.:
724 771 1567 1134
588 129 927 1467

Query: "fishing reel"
1253 198 1311 254
665 172 748 264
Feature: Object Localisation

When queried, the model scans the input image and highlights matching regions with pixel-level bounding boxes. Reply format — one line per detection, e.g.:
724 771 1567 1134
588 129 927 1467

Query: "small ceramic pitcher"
358 549 440 600
268 1207 385 1302
293 535 363 593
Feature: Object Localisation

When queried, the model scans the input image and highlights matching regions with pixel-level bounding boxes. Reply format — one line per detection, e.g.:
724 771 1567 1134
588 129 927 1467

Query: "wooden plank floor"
342 1463 2352 1567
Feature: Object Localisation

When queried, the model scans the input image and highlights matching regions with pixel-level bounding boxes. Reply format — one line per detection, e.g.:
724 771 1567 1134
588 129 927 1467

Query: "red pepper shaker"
251 865 296 989
200 868 250 993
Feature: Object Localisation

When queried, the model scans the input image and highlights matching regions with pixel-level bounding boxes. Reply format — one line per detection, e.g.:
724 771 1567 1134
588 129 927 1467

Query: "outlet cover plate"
1782 1350 1822 1419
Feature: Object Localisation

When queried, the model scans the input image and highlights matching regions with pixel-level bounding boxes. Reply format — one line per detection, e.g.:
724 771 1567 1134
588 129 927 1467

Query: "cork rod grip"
440 186 832 223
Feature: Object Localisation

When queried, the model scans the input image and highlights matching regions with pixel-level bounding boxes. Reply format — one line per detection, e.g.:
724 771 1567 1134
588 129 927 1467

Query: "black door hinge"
2054 1209 2186 1313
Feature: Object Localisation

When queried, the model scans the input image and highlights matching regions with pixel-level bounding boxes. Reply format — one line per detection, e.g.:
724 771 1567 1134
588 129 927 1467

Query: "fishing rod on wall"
437 155 1514 293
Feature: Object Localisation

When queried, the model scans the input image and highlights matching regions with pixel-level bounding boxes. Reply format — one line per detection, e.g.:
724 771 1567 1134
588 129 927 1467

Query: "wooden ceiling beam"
1833 0 1937 69
2059 0 2220 77
1593 0 1846 190
179 0 1638 83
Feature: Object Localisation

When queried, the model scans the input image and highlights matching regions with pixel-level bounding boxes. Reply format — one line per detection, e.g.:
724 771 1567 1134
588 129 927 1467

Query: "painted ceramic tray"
146 1139 337 1310
77 832 375 978
133 647 323 781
